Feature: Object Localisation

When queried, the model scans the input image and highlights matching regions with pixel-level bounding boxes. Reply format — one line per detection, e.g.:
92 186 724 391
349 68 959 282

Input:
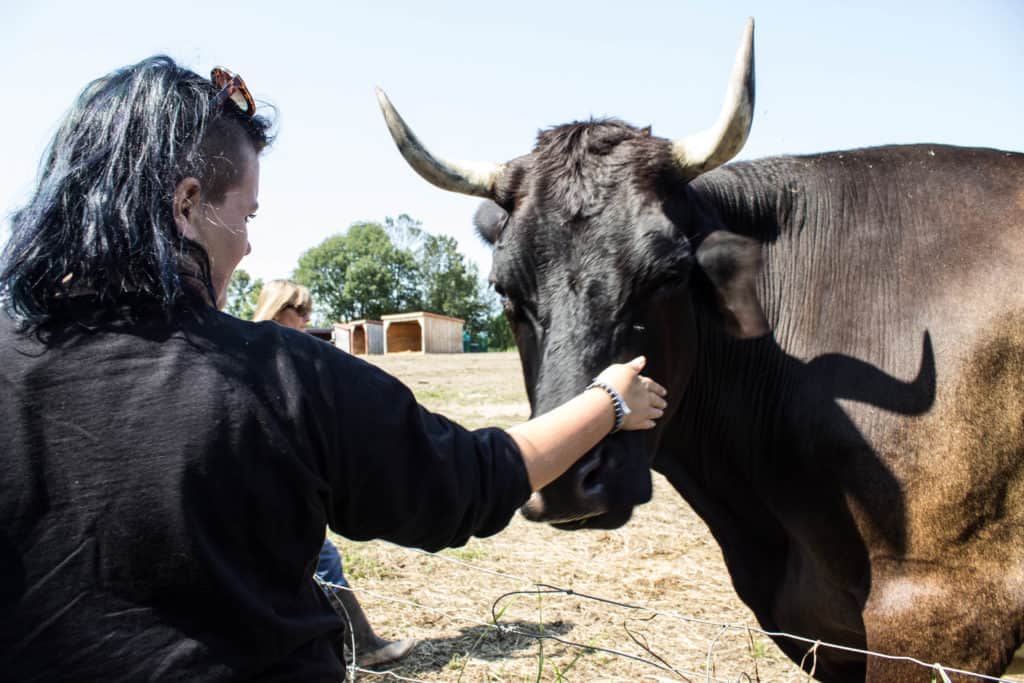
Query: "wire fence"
316 543 1020 683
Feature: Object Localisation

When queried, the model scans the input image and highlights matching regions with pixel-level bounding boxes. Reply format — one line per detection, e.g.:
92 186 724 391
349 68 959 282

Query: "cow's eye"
630 322 648 347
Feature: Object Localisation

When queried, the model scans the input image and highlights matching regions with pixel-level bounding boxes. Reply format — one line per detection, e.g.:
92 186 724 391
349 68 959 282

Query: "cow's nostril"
576 450 605 498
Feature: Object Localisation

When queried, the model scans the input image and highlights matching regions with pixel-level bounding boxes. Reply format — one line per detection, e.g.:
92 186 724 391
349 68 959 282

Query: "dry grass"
330 352 1020 683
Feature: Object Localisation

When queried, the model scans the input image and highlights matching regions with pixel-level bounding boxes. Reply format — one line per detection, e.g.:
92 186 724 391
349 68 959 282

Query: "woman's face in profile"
274 305 309 332
179 143 260 309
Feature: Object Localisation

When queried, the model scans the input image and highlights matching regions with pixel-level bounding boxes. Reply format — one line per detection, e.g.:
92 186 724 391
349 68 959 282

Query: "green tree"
291 234 348 324
383 213 425 254
485 310 516 351
294 215 504 346
294 222 420 324
418 233 491 347
224 268 262 320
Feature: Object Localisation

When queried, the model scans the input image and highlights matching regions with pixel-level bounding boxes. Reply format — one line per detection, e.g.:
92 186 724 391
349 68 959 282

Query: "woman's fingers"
641 375 668 397
626 356 647 372
638 376 668 412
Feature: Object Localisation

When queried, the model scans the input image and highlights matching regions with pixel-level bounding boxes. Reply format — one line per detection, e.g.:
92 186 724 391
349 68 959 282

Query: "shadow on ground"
361 619 575 677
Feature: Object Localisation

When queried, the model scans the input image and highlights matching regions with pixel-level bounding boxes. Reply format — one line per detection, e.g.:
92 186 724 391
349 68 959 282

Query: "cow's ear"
695 230 769 339
474 200 508 245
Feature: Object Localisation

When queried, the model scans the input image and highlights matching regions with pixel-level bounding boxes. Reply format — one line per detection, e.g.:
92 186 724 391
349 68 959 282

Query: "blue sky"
2 1 1021 283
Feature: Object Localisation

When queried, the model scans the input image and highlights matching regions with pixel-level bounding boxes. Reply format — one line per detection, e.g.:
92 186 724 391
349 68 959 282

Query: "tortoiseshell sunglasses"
210 67 255 116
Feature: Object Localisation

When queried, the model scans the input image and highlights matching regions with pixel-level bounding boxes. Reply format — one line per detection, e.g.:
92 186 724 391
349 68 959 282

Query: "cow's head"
378 19 766 528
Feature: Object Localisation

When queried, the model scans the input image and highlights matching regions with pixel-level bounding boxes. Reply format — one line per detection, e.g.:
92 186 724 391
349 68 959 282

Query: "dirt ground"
329 352 1019 683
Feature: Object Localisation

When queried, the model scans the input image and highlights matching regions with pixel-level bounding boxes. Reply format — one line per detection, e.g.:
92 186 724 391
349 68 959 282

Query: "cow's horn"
376 88 503 199
671 18 755 177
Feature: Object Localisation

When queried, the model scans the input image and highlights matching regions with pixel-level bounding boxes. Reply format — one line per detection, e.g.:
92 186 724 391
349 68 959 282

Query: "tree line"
225 215 515 351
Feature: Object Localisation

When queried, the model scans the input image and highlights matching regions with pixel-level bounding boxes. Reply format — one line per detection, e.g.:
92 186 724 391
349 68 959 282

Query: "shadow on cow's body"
376 19 1024 681
651 327 936 680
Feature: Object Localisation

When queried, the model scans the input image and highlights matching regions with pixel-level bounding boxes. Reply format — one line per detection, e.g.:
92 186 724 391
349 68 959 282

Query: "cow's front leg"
863 561 1019 682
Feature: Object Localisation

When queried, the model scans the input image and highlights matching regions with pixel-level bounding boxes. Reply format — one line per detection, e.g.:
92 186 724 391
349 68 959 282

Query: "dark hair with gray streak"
0 55 274 326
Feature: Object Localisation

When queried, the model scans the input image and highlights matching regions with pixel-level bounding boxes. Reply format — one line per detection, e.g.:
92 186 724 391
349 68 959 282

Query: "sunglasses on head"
210 67 255 116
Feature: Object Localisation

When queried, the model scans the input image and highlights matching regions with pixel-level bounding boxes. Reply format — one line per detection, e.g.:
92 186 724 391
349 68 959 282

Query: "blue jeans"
315 538 349 587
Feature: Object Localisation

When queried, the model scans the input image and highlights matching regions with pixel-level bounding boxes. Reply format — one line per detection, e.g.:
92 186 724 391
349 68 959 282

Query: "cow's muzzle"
519 436 652 528
521 450 609 524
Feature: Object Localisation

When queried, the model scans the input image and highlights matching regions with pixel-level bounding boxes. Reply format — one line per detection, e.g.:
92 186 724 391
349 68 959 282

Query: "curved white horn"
375 88 503 198
671 18 756 177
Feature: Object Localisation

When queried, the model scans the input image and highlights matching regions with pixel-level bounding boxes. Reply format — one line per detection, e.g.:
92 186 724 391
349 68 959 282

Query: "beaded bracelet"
586 379 632 433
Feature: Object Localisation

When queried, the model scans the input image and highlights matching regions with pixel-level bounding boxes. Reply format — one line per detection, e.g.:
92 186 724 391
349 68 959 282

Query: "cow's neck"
653 157 880 612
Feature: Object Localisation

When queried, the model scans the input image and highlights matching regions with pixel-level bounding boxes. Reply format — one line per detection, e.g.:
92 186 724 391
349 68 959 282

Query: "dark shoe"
329 586 416 667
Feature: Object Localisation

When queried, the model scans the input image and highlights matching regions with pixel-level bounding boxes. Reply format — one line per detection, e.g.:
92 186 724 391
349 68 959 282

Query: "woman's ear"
172 177 202 239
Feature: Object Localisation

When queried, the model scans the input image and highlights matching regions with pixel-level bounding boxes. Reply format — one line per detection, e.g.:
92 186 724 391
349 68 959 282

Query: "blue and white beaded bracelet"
586 379 632 433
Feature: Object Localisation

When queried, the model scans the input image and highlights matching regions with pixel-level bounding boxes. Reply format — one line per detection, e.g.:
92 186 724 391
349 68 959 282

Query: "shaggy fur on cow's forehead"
533 118 651 159
524 119 673 220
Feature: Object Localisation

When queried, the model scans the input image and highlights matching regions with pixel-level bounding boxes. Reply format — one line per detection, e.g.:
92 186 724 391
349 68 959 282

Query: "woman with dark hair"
0 56 667 680
2 58 270 319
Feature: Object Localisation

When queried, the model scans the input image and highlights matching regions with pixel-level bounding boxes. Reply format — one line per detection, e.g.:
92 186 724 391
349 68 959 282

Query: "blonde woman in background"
253 279 416 667
252 278 314 331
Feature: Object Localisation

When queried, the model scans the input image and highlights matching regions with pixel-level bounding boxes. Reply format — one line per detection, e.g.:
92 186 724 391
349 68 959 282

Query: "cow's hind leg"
862 563 1022 682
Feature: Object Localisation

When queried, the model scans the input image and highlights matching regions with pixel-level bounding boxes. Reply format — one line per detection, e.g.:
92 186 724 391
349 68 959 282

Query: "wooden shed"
332 323 352 353
347 319 384 355
382 312 464 354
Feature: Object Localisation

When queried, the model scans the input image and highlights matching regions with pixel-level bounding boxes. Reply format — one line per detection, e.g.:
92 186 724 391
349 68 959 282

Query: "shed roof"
381 311 465 324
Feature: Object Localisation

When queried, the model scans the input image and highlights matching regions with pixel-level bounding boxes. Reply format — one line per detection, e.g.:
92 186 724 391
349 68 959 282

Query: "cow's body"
652 144 1024 679
377 19 1024 679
